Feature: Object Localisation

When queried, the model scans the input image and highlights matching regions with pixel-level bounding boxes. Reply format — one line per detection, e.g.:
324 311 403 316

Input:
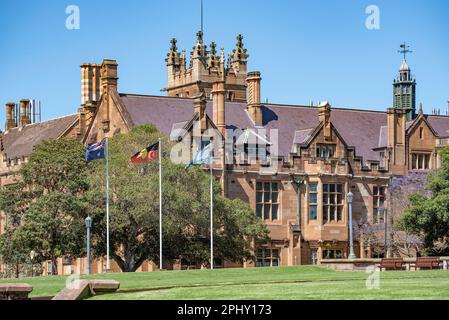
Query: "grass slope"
1 266 449 300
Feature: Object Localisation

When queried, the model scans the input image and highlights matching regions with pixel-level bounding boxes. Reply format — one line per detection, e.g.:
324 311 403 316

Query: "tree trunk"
15 261 19 279
51 257 58 276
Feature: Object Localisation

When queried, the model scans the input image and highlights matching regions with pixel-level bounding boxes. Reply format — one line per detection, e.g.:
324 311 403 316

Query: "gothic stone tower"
165 32 248 102
393 59 416 122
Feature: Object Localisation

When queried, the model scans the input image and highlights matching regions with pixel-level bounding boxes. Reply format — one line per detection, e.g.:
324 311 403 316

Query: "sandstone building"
1 32 449 275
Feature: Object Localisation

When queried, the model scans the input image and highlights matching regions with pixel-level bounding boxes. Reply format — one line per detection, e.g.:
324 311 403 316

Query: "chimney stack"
19 99 31 127
212 80 226 136
5 102 16 130
194 91 207 131
101 59 119 94
81 63 102 106
318 101 332 140
246 71 262 126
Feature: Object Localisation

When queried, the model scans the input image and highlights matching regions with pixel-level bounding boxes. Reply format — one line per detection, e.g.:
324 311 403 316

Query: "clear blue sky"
0 0 448 129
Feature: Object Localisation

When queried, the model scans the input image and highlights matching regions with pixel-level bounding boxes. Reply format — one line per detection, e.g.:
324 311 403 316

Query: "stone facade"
1 32 449 275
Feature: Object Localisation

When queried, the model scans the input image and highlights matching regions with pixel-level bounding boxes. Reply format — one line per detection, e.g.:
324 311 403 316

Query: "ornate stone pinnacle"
196 30 204 43
210 42 217 56
236 34 244 48
170 38 178 52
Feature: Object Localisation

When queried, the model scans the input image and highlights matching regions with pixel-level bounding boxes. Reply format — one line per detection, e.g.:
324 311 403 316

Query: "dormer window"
316 144 335 160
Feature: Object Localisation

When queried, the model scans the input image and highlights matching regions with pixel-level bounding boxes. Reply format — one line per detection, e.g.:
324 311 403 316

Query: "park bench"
377 258 405 271
0 284 33 300
410 257 441 270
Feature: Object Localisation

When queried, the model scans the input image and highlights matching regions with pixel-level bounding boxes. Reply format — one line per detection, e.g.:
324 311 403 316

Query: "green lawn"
1 266 449 300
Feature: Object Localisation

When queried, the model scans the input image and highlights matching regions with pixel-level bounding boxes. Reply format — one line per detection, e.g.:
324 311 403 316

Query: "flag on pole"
86 139 106 161
130 142 160 164
185 142 212 170
185 141 214 269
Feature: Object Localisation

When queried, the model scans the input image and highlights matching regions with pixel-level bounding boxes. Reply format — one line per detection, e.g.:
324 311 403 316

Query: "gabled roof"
117 94 449 164
1 114 78 161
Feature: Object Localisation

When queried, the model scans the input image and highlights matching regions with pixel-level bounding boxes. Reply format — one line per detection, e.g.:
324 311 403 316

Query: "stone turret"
164 32 248 102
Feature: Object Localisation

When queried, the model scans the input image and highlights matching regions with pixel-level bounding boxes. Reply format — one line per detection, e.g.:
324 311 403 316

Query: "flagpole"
159 138 163 271
105 137 111 272
210 154 214 270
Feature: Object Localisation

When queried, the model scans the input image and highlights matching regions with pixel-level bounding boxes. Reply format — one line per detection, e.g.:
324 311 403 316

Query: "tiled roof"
1 115 77 160
120 94 393 163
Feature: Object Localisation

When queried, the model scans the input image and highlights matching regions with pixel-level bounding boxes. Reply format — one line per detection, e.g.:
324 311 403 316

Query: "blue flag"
86 139 106 161
185 142 211 170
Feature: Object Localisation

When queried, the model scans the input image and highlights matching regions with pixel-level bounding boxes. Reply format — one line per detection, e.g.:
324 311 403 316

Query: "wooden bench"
377 258 405 271
411 257 441 270
0 284 33 300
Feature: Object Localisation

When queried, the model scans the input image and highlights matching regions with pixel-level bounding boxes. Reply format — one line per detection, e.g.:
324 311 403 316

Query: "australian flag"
86 139 106 162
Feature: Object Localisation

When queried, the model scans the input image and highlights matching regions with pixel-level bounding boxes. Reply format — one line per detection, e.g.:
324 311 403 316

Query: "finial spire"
196 30 204 44
419 103 423 115
398 43 412 61
170 38 178 52
210 42 217 56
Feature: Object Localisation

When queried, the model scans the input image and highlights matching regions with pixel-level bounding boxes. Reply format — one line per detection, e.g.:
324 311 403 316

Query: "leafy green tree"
399 147 449 256
87 125 269 272
0 183 35 278
14 139 89 274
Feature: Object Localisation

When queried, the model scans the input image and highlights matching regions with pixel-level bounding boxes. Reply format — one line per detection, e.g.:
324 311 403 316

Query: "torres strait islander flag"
130 142 160 164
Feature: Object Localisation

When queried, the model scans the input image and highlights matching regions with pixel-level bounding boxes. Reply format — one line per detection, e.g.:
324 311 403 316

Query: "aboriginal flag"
131 142 159 164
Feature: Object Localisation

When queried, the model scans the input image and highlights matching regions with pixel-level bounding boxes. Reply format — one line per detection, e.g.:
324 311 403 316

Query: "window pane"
272 259 279 267
337 194 342 205
272 192 279 203
256 204 263 218
264 206 270 220
323 184 329 193
272 183 278 192
256 192 263 203
272 205 279 220
256 182 263 191
309 193 317 204
330 184 336 193
309 205 317 220
337 184 343 193
310 183 318 193
330 206 336 221
264 183 270 191
323 194 329 205
272 250 279 258
323 206 328 222
337 206 343 221
264 192 270 202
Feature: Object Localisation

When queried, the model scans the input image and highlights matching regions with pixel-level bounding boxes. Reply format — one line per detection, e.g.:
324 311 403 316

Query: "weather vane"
398 43 412 61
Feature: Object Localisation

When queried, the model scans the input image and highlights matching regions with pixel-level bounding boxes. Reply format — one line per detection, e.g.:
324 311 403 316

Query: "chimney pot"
5 102 16 130
19 99 31 127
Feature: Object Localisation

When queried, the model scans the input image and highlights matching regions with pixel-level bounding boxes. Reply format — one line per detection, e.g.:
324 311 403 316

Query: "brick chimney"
318 101 332 140
5 102 16 131
19 99 31 127
246 71 262 126
212 80 226 136
194 91 207 131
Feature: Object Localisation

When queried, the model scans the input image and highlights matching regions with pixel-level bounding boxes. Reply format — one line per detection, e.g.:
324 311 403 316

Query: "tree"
399 147 449 256
13 139 89 275
0 183 38 278
87 125 269 272
354 172 426 258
